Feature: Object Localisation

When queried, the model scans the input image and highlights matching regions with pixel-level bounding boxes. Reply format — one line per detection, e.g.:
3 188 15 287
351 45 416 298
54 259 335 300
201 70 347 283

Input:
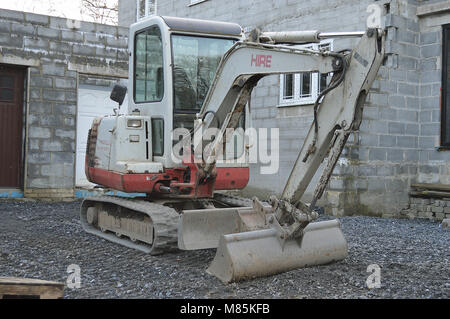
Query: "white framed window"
137 0 156 20
279 40 333 106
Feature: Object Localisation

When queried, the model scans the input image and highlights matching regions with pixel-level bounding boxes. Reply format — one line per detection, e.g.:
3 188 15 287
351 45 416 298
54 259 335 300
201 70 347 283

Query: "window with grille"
279 40 333 106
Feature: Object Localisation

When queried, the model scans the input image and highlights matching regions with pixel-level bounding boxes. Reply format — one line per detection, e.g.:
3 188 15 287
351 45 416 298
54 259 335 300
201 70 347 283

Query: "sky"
0 0 117 23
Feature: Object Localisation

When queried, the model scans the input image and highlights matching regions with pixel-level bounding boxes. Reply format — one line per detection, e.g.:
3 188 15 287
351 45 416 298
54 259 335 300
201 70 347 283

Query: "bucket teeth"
207 219 348 283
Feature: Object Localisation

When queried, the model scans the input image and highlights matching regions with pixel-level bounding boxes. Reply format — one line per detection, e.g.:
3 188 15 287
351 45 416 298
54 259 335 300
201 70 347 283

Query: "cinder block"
28 139 40 150
398 83 417 96
49 41 72 54
55 129 75 139
55 78 76 89
37 26 60 39
397 29 417 44
421 44 441 58
359 165 377 177
84 32 106 44
73 44 96 56
388 122 405 134
420 123 439 136
24 12 49 26
0 8 25 22
432 206 444 213
421 71 440 83
387 149 404 161
11 22 36 36
419 58 437 71
42 63 65 76
421 96 439 109
43 89 65 102
378 80 397 94
397 109 417 122
42 140 63 152
30 75 53 88
106 36 128 48
368 178 386 191
376 165 394 176
420 31 439 45
41 164 64 177
369 92 388 105
24 37 50 50
406 97 419 109
39 115 58 127
96 47 118 59
51 152 74 165
54 103 76 116
29 126 51 139
379 135 396 147
29 101 52 114
397 56 417 70
28 151 51 164
379 108 397 121
388 95 406 108
405 123 419 135
95 23 118 35
369 148 387 161
359 133 378 147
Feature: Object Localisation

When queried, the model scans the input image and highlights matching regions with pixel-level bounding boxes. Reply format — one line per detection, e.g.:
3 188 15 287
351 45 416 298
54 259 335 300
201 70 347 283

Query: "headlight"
127 119 142 128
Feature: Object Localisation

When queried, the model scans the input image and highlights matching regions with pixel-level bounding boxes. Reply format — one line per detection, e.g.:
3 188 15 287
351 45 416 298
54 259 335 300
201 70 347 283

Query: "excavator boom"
194 28 385 282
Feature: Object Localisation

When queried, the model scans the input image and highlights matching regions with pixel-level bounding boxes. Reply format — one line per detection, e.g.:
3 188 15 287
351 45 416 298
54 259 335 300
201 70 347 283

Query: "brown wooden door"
0 64 25 188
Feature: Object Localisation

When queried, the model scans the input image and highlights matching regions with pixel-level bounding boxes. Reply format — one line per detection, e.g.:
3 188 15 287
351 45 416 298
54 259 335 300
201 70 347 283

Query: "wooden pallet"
0 277 64 299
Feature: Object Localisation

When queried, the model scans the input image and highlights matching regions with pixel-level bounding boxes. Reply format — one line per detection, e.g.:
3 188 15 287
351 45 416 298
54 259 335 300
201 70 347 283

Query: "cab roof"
161 16 243 37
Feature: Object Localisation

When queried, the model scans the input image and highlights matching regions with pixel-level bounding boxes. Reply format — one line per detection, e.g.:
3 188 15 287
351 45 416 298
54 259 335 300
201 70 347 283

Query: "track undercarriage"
80 193 254 255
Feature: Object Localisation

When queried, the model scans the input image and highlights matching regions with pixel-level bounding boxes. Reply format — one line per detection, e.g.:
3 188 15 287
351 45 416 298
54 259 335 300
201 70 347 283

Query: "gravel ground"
0 199 448 299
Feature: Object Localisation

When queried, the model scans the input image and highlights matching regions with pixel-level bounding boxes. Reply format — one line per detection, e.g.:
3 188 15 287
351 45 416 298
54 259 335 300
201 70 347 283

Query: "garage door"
76 81 128 187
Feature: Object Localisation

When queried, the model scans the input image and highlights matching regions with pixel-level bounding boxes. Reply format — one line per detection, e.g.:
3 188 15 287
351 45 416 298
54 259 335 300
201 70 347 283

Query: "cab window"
134 25 164 103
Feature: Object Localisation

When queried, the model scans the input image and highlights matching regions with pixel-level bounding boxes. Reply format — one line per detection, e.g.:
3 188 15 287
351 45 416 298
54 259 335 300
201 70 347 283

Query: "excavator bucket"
206 219 347 283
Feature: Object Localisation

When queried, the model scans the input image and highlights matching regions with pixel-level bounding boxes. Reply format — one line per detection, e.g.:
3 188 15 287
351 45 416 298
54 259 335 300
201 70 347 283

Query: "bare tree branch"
81 0 118 25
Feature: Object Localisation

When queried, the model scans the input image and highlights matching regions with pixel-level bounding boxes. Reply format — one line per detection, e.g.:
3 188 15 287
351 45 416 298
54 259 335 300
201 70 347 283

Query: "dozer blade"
178 206 270 250
206 219 348 283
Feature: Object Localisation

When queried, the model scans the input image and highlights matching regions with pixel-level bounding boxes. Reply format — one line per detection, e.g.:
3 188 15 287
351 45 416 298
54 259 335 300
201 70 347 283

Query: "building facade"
117 0 450 220
2 0 450 221
0 9 129 199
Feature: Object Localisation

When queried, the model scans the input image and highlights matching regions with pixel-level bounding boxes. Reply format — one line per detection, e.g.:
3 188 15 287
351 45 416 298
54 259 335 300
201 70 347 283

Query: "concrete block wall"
327 0 422 217
327 0 450 220
0 9 129 198
417 1 450 187
400 197 450 220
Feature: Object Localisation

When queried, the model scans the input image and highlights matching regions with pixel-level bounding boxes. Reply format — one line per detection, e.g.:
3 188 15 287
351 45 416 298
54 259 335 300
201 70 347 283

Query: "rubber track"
81 196 179 255
213 193 254 207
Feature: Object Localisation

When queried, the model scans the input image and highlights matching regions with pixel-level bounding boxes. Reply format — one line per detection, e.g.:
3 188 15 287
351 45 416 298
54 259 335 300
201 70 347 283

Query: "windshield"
171 34 235 112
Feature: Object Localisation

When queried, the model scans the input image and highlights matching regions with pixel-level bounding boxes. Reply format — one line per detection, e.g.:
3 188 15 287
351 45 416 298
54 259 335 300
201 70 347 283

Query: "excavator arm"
194 28 384 233
193 28 385 282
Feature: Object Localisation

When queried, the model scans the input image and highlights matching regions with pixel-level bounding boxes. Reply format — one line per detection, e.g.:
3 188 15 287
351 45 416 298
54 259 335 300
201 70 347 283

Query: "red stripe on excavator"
85 166 249 195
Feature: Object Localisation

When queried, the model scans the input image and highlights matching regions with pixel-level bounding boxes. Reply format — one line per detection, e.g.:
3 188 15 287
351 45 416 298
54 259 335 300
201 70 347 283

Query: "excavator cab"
84 16 249 196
